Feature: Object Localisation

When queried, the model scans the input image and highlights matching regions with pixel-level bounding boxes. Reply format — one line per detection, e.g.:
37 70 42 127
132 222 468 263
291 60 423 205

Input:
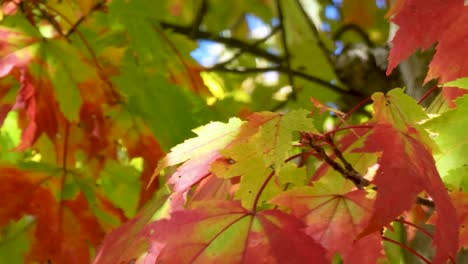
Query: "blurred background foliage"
0 0 436 263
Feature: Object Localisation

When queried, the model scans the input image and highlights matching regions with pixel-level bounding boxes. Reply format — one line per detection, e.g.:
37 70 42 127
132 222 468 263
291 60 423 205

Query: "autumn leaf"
0 166 124 263
0 14 104 121
344 89 459 263
144 200 328 264
153 117 243 192
354 124 458 263
427 191 468 251
93 189 170 264
0 16 38 77
450 192 468 249
387 0 468 83
272 174 383 263
211 110 315 208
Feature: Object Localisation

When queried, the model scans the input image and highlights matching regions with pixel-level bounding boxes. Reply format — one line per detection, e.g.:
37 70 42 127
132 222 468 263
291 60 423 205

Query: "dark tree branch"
190 0 208 37
415 197 435 208
159 21 285 63
333 23 374 47
213 26 280 68
308 140 370 189
326 135 364 179
302 133 435 208
275 0 296 100
207 65 359 96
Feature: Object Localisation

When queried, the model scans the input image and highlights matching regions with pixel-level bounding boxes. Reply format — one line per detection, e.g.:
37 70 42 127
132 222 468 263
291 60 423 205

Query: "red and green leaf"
144 201 328 264
272 174 383 263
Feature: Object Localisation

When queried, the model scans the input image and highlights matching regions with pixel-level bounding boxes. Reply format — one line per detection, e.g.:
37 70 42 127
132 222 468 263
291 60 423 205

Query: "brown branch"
206 65 359 96
327 135 362 175
308 141 370 189
415 197 435 208
305 135 435 208
275 0 296 100
159 21 285 63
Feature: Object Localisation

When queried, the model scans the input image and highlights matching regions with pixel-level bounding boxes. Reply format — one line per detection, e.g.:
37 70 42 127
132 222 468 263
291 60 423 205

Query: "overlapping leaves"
353 90 458 263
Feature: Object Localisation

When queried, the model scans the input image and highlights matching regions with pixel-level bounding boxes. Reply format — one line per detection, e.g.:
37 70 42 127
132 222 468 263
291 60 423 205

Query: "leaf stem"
418 85 439 105
393 218 433 239
382 236 432 264
342 96 372 121
324 124 374 137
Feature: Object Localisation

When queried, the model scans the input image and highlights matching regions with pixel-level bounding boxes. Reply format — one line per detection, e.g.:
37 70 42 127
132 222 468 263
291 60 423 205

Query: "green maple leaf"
423 95 468 177
211 110 315 208
154 117 243 192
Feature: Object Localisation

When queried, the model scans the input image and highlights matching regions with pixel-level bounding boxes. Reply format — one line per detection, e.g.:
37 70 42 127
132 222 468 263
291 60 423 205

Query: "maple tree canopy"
1 0 468 263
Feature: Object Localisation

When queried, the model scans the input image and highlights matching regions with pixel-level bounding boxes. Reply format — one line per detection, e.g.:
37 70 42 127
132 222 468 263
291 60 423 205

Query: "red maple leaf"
93 192 170 264
387 0 468 83
441 86 468 108
123 129 165 208
144 200 328 264
430 191 468 250
272 181 383 263
354 124 458 263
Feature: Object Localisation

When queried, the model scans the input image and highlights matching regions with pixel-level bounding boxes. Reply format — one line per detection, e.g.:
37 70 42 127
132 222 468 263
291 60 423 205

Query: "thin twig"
65 2 105 37
275 0 297 100
42 3 101 69
333 23 374 47
213 26 280 68
190 0 208 37
393 218 433 239
308 140 370 188
207 66 355 96
415 197 435 208
160 21 284 63
304 135 436 208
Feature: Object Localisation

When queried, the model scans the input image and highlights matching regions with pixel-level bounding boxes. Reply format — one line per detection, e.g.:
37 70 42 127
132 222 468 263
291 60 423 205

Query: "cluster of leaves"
1 0 468 263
